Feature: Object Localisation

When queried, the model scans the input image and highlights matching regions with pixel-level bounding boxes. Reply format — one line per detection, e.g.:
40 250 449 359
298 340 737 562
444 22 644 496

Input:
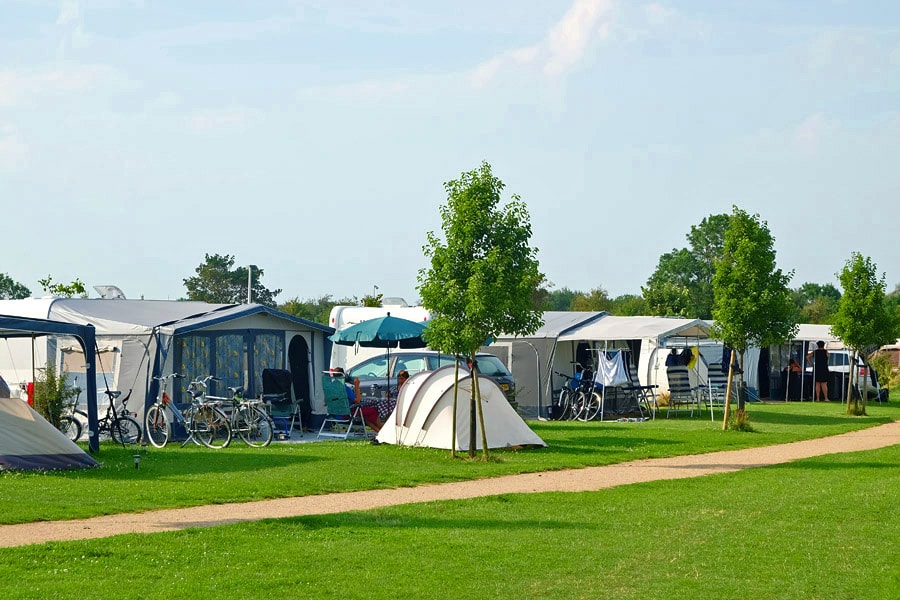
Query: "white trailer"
328 301 431 370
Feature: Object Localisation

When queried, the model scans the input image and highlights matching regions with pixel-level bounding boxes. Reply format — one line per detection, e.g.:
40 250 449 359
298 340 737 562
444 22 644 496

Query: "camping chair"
625 360 658 419
262 368 301 439
317 374 371 440
666 366 699 418
703 366 731 421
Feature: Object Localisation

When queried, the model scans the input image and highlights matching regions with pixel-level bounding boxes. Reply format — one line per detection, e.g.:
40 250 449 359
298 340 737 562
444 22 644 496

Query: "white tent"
479 311 605 419
556 316 712 395
376 366 546 450
0 398 98 470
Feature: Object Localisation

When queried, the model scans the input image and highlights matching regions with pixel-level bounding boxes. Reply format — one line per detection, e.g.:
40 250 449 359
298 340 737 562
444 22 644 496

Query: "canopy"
0 315 100 453
558 316 710 343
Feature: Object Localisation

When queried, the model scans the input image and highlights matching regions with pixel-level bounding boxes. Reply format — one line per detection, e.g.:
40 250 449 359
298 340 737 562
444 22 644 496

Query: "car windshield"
474 355 510 377
347 356 390 382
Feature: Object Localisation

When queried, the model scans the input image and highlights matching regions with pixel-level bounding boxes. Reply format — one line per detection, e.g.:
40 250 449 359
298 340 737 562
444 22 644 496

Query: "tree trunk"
450 361 459 459
722 357 735 431
469 354 477 459
472 366 490 460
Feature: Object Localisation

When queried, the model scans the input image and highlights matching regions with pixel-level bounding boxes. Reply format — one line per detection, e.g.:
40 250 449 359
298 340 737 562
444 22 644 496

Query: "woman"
805 341 830 401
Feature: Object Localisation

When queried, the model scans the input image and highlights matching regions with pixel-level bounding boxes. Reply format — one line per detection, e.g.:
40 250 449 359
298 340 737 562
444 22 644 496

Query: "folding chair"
625 360 658 419
666 366 699 417
703 367 731 421
317 375 371 440
262 368 301 439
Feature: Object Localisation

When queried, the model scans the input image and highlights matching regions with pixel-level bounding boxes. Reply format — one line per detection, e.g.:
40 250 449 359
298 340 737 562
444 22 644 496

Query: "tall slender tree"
711 207 797 430
418 161 543 458
830 253 899 415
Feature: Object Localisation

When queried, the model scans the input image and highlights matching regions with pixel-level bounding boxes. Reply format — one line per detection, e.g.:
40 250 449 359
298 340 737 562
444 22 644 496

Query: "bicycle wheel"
191 405 231 449
556 388 573 421
111 416 142 445
58 416 82 443
581 391 603 421
144 404 170 448
237 406 274 447
568 391 586 421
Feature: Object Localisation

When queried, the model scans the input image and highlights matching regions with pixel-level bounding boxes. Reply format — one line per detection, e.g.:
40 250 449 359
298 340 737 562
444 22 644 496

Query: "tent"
0 397 98 470
555 315 712 399
0 299 335 431
376 366 546 450
478 311 605 419
0 314 101 453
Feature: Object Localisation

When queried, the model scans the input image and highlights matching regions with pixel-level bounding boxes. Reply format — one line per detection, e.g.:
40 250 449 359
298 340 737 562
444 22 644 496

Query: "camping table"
361 395 397 422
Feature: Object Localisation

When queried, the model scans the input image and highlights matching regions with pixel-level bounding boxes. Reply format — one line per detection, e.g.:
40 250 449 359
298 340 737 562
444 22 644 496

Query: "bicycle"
96 389 142 445
202 380 274 448
57 397 87 443
568 364 602 422
551 370 579 421
145 373 215 448
178 376 232 449
222 386 275 447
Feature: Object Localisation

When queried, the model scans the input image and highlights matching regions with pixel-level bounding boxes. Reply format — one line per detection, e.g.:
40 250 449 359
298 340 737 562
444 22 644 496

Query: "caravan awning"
557 316 710 342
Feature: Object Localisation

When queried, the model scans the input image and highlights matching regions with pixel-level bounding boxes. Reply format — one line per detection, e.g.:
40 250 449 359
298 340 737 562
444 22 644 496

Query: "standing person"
806 341 830 401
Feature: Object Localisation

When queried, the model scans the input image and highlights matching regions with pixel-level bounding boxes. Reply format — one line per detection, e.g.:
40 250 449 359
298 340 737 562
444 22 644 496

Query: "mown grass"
0 444 897 599
1 400 897 524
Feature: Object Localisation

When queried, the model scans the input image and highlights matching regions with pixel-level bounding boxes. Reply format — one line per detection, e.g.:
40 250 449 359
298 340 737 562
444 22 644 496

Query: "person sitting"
786 358 801 373
330 367 382 432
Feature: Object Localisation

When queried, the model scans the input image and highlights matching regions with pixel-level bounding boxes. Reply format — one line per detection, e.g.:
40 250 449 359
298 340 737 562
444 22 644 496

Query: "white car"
805 350 886 401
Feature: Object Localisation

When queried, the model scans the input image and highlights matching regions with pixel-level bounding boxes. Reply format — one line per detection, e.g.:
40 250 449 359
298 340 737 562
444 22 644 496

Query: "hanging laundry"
596 351 629 386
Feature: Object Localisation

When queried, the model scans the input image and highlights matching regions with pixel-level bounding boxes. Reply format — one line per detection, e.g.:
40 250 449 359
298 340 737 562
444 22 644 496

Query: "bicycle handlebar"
152 373 184 382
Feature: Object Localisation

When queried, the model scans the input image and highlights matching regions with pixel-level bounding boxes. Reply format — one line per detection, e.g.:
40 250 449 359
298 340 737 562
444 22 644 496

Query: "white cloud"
0 126 28 173
56 0 81 27
186 107 261 132
470 0 615 86
0 64 116 107
643 3 675 27
794 113 831 154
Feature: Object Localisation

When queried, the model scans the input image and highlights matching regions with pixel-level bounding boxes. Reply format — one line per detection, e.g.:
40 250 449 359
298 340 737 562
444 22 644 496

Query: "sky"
2 0 899 305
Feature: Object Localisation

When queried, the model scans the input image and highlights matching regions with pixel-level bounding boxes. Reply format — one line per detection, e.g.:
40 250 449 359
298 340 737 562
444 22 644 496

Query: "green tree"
279 295 358 326
570 287 611 312
830 253 900 416
361 293 383 307
608 294 649 316
418 161 543 458
38 276 87 298
546 287 577 311
792 282 841 324
183 254 281 307
643 214 729 319
711 207 797 430
0 273 30 299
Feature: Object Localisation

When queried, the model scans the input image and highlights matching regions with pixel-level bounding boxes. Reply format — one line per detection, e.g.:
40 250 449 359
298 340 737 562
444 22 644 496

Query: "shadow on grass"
73 444 320 481
279 506 586 532
747 410 893 427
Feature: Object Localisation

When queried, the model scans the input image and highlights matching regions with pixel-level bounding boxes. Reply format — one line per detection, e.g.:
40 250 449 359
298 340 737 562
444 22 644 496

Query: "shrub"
32 362 79 428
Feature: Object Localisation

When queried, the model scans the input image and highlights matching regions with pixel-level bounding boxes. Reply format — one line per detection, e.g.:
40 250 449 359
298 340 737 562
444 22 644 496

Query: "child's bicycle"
97 389 142 446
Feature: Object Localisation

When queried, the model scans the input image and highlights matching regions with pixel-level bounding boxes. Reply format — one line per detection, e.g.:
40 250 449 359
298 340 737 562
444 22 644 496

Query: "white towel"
596 351 629 386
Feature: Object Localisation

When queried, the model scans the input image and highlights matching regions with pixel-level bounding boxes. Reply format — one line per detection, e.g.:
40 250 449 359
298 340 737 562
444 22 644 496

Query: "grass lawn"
0 444 897 599
1 400 897 525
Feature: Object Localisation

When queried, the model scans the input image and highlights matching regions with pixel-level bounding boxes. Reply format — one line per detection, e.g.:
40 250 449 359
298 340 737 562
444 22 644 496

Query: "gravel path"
1 421 897 549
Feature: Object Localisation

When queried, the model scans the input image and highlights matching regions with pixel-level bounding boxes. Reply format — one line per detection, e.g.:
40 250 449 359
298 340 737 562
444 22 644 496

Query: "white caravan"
328 300 431 371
